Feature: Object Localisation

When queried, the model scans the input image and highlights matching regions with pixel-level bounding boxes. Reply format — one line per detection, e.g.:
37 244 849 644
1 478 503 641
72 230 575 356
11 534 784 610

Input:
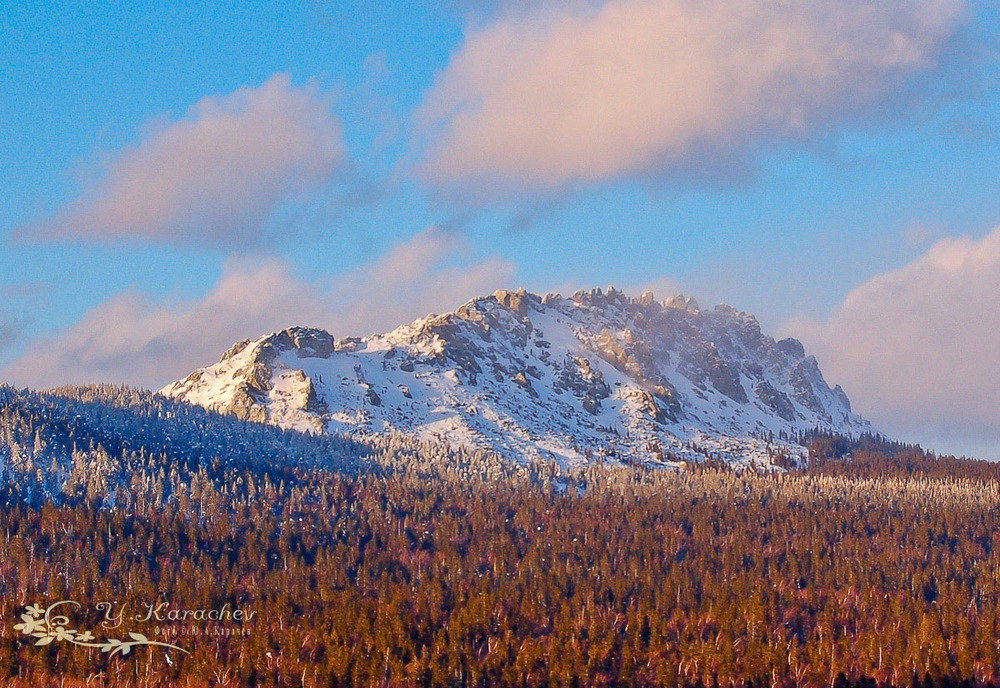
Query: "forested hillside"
2 391 1000 688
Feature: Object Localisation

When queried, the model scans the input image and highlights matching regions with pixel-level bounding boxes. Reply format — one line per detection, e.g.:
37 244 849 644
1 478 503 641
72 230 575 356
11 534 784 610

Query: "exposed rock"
512 371 537 397
221 339 252 362
493 288 531 317
300 373 328 416
788 358 829 420
228 383 269 423
555 354 611 415
833 385 851 414
587 330 681 420
663 295 700 313
622 388 672 425
754 380 797 422
776 337 806 359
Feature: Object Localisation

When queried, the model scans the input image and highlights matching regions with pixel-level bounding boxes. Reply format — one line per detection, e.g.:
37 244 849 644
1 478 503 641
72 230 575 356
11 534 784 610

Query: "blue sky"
2 1 999 457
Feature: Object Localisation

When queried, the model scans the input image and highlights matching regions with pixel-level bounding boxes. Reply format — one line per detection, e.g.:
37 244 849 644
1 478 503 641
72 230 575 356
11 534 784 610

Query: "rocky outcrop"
555 354 611 415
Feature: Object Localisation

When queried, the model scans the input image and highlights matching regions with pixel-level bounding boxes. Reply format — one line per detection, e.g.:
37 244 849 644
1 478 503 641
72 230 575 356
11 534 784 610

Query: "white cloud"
418 0 966 193
0 229 515 390
26 74 344 247
793 227 1000 459
329 227 517 334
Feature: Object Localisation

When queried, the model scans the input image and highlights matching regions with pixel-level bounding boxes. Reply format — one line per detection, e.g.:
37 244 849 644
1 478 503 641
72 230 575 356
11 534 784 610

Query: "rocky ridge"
161 288 871 468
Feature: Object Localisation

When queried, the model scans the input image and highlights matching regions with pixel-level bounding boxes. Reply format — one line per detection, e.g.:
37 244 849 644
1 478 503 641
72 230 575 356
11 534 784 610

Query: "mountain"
162 288 870 468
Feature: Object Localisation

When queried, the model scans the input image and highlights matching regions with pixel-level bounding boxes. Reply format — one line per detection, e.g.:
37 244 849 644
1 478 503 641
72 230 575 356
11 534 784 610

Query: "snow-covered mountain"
161 288 870 468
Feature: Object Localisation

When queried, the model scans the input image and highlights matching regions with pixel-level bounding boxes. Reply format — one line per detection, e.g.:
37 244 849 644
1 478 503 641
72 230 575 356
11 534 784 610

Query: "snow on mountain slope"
161 288 871 468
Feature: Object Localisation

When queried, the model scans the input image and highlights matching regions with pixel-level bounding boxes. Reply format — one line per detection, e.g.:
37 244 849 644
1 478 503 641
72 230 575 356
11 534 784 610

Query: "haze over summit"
1 0 998 459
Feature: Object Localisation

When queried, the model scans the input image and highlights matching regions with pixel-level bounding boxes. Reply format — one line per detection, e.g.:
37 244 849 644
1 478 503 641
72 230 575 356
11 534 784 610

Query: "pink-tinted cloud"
793 227 1000 458
418 0 966 194
26 75 344 248
0 228 515 389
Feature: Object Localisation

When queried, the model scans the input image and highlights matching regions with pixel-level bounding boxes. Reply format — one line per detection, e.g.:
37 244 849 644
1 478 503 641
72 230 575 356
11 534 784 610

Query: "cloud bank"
0 229 514 389
795 227 1000 458
27 74 344 248
418 0 966 193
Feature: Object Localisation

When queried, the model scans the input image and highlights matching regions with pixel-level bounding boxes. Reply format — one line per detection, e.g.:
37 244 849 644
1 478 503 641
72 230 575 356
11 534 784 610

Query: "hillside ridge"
162 287 871 468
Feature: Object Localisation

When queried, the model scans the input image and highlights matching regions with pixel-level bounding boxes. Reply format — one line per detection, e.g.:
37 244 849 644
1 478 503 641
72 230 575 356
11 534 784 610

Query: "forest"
3 386 1000 687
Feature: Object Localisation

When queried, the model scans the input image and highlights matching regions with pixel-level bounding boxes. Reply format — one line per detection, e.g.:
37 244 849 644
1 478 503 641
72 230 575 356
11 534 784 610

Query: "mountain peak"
162 287 871 468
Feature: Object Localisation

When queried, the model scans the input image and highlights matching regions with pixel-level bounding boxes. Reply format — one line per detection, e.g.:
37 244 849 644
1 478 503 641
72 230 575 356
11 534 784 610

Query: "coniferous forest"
4 387 1000 686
